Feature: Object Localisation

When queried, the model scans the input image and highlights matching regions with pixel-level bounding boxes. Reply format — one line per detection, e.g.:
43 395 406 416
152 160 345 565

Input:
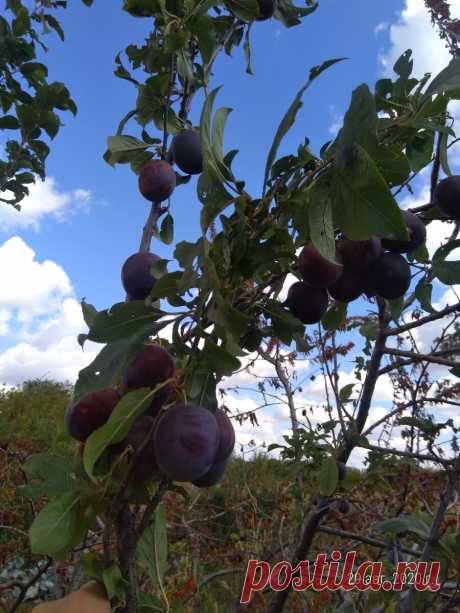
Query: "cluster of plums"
284 175 460 325
285 210 427 324
65 344 235 487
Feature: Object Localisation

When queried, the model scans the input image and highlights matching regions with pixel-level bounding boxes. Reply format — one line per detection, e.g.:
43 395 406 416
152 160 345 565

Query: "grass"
0 380 459 612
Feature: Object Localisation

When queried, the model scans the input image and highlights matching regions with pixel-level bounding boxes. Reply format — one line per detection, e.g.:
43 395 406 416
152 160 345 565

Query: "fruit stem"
138 201 167 253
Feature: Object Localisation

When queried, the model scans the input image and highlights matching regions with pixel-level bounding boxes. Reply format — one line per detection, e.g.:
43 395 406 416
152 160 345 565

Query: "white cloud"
378 0 460 79
328 106 343 137
0 337 99 387
0 177 92 231
0 237 73 322
375 22 389 35
0 237 98 386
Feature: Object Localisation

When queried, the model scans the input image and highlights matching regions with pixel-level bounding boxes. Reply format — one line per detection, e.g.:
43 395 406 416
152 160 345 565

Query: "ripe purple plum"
121 252 161 300
284 282 328 324
123 345 175 392
138 160 176 202
433 175 460 220
214 408 235 462
370 252 411 300
65 388 121 442
381 210 426 254
328 269 365 303
192 457 229 487
153 403 219 481
256 0 275 20
171 129 203 175
298 243 343 288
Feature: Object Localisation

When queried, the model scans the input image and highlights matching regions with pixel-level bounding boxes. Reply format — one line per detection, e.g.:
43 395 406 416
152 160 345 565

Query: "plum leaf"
318 456 339 496
83 388 153 481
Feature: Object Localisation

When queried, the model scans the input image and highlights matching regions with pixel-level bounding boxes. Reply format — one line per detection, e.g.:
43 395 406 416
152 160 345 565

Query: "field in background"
0 381 457 612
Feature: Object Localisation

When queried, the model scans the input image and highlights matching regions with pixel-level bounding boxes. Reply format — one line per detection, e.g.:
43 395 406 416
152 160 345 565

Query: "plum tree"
138 160 176 202
381 210 426 253
65 388 121 442
370 252 411 300
121 252 161 300
256 0 275 20
153 403 219 481
170 129 203 175
297 243 343 288
433 175 460 219
123 344 175 392
284 281 328 324
192 457 229 487
214 408 235 461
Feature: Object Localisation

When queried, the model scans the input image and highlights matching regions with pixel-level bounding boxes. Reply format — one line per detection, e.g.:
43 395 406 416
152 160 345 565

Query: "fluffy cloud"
378 0 460 79
0 177 91 232
0 237 98 386
0 237 73 323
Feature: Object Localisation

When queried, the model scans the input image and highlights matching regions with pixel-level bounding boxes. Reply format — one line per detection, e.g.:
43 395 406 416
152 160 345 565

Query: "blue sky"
7 0 404 306
2 0 460 465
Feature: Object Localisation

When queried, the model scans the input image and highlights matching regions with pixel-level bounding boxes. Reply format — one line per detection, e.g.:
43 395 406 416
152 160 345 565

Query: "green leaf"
73 327 156 402
393 49 413 80
194 14 216 64
44 15 65 41
102 565 124 600
263 57 346 195
359 320 378 340
15 172 35 184
223 0 258 22
387 296 404 320
318 456 339 496
30 492 86 556
243 25 253 75
415 279 436 314
374 515 430 539
150 271 183 298
332 144 407 241
424 57 460 98
307 181 335 262
81 300 98 328
83 388 153 481
198 171 234 231
107 135 150 156
432 239 460 285
211 106 233 165
0 115 20 130
202 339 241 376
406 130 435 172
159 213 174 245
335 84 377 159
440 131 452 177
41 111 60 139
372 145 411 186
174 239 202 268
176 49 194 83
339 384 354 403
85 302 164 343
81 552 104 582
322 301 347 331
138 502 168 592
